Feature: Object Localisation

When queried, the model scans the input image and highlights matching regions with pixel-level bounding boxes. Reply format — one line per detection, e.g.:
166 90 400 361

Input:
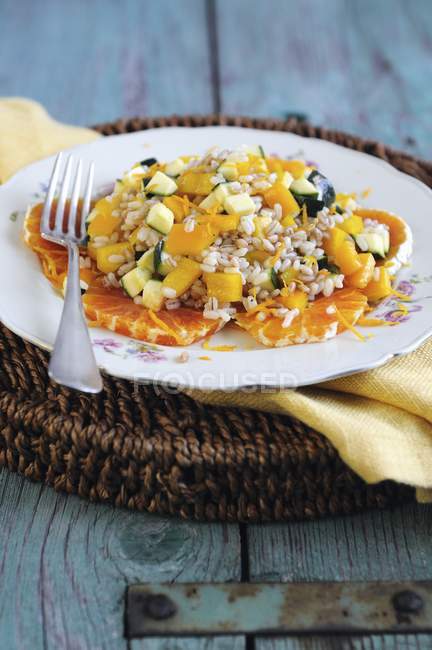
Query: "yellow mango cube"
346 253 376 289
334 240 362 276
362 267 393 302
263 183 300 218
87 197 121 238
96 242 132 274
162 258 202 297
163 196 189 223
176 172 214 196
338 214 364 235
246 250 270 264
279 267 299 286
198 213 240 233
165 223 216 256
323 227 348 258
204 272 243 303
253 215 272 238
279 289 308 312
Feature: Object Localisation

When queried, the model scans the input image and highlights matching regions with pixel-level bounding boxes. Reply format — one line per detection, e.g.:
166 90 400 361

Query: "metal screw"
143 594 177 620
392 590 424 615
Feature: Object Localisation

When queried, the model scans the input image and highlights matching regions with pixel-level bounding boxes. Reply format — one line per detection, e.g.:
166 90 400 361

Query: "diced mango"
176 172 215 196
96 242 132 274
87 241 98 261
346 253 376 289
253 215 272 238
338 214 364 235
204 272 243 303
279 267 298 286
198 213 240 233
87 197 121 238
278 289 308 312
281 214 296 227
165 223 216 256
263 183 300 218
334 240 362 276
163 195 189 223
246 250 270 264
162 258 202 297
323 227 348 258
266 158 306 179
129 225 142 245
237 156 268 175
362 267 393 302
336 192 357 210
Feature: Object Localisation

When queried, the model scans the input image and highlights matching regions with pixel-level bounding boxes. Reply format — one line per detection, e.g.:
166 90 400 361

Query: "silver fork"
41 152 103 393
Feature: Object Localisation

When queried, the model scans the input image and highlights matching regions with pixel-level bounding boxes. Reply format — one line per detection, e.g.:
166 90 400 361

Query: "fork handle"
49 242 103 393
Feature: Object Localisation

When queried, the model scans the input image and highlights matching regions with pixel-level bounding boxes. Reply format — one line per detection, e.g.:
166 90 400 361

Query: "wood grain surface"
0 0 431 648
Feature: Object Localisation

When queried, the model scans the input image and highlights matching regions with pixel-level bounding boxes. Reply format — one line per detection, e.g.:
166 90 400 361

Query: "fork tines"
41 152 94 243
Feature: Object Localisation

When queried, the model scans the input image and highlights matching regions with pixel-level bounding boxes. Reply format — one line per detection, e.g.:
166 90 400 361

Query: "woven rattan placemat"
1 115 427 522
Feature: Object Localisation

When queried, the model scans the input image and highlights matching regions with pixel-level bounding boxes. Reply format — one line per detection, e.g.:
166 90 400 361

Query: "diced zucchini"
140 157 158 167
307 170 336 207
127 165 146 177
154 240 174 276
245 145 265 158
295 196 325 218
142 279 164 310
146 202 174 234
137 248 155 272
354 231 390 259
258 268 279 291
290 177 319 198
199 183 231 212
146 171 177 196
121 267 151 298
224 192 256 216
280 171 294 189
217 161 239 181
164 158 186 177
317 256 340 274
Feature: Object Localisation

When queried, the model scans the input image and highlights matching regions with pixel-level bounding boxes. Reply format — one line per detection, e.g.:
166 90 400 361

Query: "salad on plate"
24 144 412 347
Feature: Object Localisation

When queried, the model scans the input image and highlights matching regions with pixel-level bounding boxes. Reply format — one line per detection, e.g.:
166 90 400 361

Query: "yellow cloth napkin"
2 98 431 500
0 98 99 183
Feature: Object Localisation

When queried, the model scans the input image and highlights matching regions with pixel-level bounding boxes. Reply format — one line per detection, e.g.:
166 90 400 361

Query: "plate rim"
1 125 431 390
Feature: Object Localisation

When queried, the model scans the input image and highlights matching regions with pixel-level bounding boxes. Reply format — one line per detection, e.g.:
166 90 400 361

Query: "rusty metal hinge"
125 581 432 638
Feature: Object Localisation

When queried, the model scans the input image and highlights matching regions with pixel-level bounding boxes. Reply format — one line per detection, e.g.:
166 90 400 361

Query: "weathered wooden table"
1 1 431 648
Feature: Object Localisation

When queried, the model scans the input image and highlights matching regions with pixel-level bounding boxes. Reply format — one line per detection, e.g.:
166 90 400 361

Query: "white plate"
1 127 431 390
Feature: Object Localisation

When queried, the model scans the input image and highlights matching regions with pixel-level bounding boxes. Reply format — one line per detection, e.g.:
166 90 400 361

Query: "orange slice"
355 208 412 274
25 203 221 346
235 289 367 347
83 285 220 346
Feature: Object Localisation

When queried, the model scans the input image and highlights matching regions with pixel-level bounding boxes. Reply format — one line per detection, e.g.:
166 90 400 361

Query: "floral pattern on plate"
93 337 167 362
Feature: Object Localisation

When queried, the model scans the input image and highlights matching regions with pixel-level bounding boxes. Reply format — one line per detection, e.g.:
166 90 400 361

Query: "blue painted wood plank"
259 635 432 649
0 469 242 650
216 0 432 159
249 503 432 649
248 504 432 583
0 0 214 125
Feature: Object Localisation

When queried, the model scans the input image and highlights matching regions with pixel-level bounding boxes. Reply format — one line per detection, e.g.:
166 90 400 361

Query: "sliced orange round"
83 285 221 346
25 204 221 346
24 203 101 289
355 208 412 274
235 288 368 347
